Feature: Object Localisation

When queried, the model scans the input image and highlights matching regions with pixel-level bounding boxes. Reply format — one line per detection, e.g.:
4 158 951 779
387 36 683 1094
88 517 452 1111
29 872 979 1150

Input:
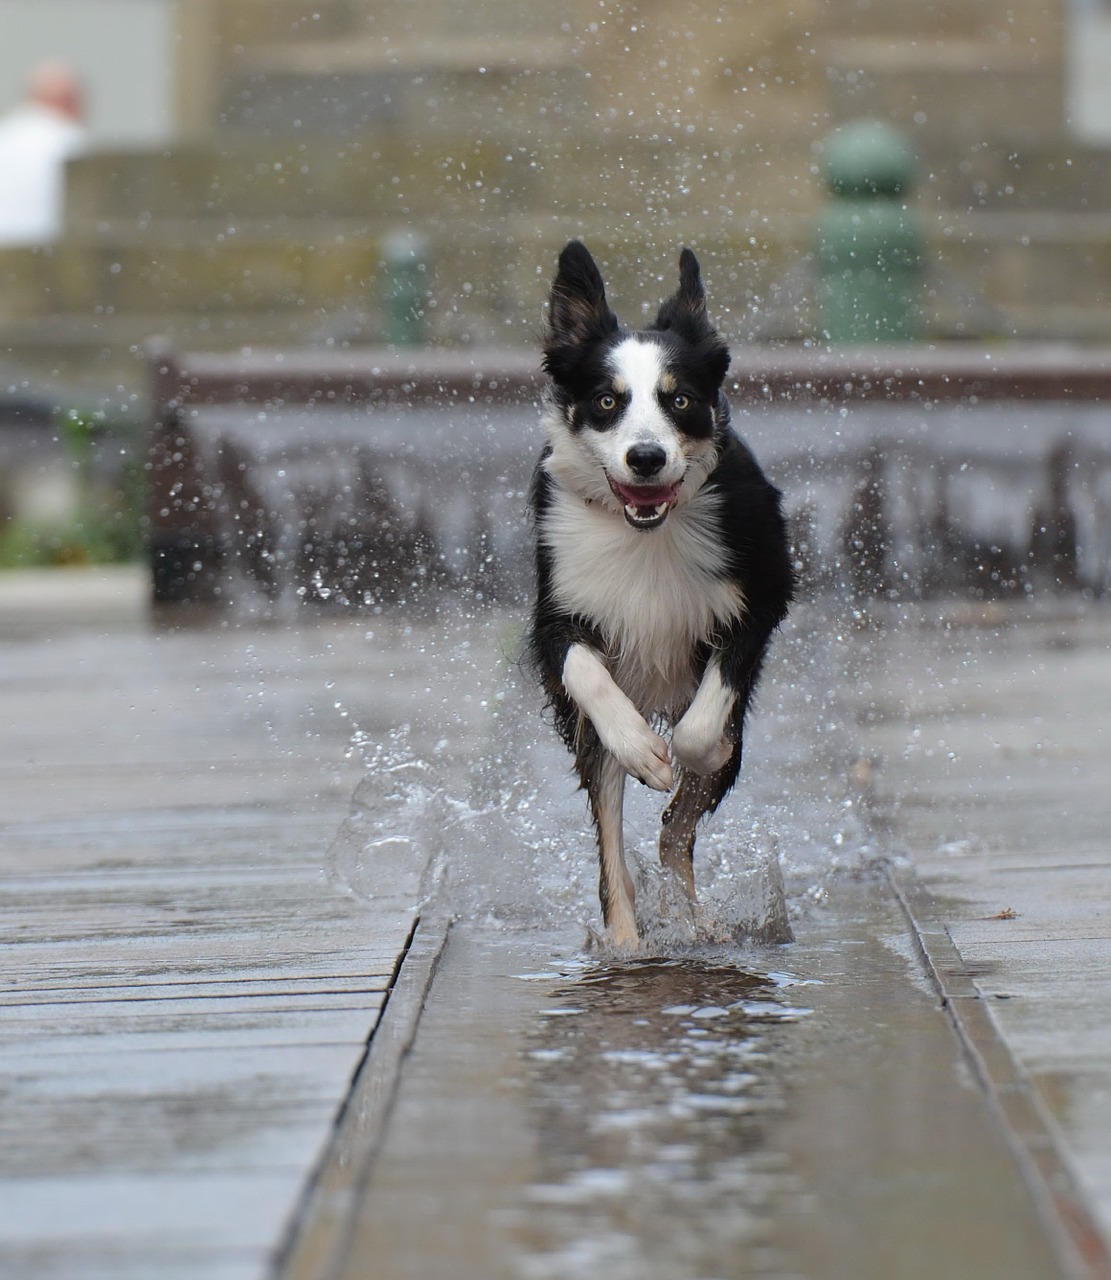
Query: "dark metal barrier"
147 342 1111 608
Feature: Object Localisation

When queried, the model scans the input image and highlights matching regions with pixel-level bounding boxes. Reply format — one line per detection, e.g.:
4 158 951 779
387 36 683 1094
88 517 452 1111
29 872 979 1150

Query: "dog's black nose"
626 443 666 477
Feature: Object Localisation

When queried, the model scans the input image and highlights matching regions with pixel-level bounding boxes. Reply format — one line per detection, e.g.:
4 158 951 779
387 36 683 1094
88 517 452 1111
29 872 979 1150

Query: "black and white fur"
527 240 794 949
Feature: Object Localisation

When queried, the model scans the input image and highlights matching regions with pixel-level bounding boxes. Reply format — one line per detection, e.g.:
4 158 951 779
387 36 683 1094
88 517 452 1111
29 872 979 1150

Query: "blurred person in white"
0 59 86 246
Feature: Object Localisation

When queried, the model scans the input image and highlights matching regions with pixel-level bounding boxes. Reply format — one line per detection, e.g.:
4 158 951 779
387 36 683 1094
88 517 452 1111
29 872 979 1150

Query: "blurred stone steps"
209 0 577 138
1 0 1108 395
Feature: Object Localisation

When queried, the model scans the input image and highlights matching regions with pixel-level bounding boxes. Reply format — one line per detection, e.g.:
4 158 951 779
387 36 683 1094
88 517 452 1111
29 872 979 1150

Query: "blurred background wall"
0 0 1107 403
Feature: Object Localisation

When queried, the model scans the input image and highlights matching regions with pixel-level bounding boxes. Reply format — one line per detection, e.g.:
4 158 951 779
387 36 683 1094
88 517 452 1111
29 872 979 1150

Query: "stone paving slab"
0 1172 304 1278
0 568 462 1280
852 600 1111 1250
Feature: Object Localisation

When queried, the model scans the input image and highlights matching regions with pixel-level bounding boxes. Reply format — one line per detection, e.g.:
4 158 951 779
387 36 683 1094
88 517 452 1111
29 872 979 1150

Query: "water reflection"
336 883 1066 1280
510 958 811 1280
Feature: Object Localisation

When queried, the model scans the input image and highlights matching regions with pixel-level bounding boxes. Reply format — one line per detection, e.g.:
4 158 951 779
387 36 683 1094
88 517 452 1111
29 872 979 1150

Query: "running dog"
527 240 794 948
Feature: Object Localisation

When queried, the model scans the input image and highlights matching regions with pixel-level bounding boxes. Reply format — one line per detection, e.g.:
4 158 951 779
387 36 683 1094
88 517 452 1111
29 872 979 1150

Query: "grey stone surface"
851 600 1111 1244
4 566 1111 1275
0 568 446 1279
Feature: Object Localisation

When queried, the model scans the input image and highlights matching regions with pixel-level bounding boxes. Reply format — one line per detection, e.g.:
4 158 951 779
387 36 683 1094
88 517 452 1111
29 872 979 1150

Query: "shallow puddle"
334 879 1065 1280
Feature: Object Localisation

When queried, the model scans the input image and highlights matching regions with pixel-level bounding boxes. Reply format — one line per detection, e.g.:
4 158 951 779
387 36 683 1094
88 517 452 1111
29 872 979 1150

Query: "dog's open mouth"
608 478 683 530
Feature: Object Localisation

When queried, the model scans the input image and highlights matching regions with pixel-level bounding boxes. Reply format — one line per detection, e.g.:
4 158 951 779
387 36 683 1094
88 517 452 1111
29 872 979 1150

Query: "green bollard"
814 120 924 343
380 230 429 346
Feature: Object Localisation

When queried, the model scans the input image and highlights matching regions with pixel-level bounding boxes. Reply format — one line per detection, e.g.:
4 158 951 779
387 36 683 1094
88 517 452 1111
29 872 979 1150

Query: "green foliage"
0 406 146 569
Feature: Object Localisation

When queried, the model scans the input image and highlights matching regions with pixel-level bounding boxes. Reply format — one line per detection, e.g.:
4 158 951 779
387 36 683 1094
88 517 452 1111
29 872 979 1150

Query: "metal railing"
147 342 1111 607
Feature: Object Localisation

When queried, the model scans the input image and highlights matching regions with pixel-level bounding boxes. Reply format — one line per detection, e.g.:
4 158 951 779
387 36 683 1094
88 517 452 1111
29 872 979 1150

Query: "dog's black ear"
653 247 708 330
544 240 619 353
651 247 730 386
676 247 707 315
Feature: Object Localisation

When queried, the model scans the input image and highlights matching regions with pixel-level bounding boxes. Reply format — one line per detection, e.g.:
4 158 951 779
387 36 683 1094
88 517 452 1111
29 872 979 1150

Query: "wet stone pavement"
847 600 1111 1270
0 567 1110 1279
0 568 489 1279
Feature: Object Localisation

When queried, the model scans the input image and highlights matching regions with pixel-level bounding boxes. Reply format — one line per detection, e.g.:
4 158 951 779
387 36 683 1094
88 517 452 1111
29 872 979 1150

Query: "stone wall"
4 0 1105 397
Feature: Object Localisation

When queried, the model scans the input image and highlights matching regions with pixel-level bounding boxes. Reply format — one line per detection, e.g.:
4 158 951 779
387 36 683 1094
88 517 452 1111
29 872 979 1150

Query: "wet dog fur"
527 240 794 948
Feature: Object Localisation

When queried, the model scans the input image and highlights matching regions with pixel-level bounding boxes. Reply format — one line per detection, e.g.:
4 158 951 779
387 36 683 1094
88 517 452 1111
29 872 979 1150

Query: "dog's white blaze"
602 338 684 485
542 481 745 711
607 336 666 392
672 660 735 775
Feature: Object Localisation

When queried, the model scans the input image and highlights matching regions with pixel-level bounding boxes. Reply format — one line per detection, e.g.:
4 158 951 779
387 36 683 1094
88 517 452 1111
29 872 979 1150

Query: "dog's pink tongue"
613 481 682 508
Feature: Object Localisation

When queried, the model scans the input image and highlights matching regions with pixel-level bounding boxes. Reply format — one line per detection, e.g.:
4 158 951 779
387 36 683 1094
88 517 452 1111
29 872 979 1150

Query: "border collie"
527 241 794 949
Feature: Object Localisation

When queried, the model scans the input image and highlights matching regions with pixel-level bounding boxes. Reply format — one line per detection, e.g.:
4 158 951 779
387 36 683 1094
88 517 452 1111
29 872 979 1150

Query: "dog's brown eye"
595 393 618 413
672 393 691 410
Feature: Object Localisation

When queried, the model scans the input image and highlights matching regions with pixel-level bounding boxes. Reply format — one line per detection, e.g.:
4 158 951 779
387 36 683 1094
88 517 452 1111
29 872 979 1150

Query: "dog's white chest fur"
540 478 745 712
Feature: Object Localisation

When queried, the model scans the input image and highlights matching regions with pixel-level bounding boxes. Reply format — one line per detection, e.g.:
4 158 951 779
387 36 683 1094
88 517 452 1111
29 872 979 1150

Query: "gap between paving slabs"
888 862 1111 1280
274 912 452 1280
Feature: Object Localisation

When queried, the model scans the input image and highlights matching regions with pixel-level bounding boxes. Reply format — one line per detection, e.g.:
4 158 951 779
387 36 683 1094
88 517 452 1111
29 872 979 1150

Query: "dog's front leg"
671 659 736 776
587 750 638 948
562 644 674 791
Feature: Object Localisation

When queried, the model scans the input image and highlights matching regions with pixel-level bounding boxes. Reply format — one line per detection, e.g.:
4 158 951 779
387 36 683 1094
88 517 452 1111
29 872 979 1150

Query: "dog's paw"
564 644 674 789
671 717 733 776
616 721 675 791
606 908 641 951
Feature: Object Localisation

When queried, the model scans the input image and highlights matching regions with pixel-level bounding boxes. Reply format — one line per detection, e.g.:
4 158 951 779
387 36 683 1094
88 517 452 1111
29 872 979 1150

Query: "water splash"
330 695 803 950
326 604 881 951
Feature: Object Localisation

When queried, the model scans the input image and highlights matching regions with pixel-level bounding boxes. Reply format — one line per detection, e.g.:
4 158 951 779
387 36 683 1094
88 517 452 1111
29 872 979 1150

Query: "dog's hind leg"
658 765 733 899
588 751 638 948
